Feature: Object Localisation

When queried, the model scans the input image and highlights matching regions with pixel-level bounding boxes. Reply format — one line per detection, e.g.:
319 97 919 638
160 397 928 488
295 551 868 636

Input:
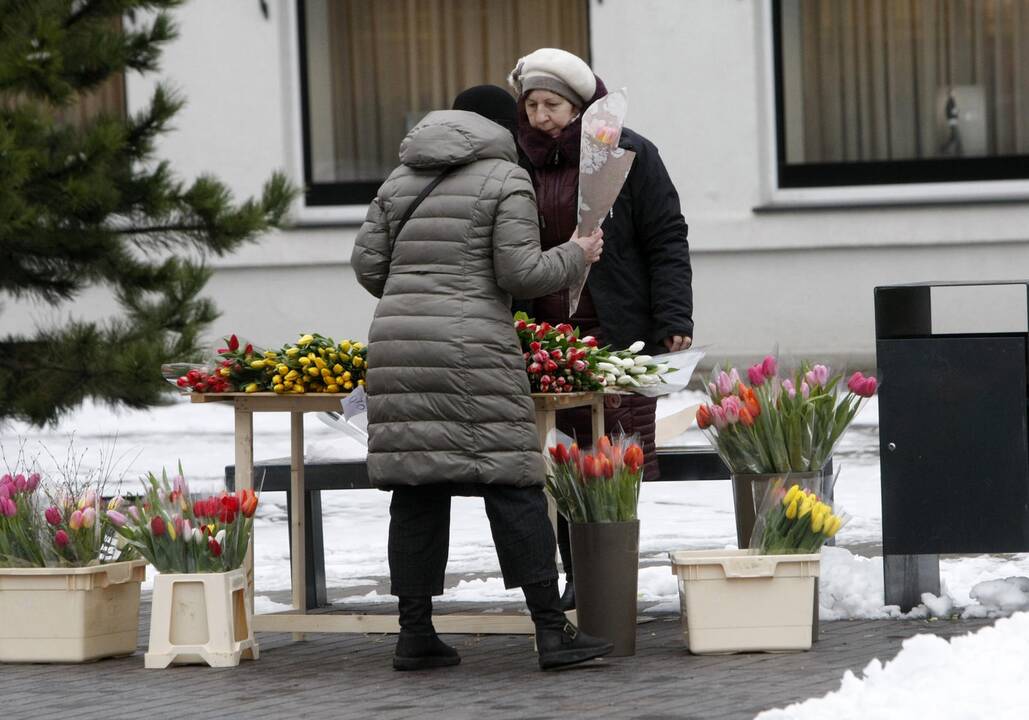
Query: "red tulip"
228 334 240 351
151 516 166 536
54 530 69 549
747 364 765 386
45 506 62 525
569 443 580 465
583 455 597 479
208 537 222 557
515 320 527 331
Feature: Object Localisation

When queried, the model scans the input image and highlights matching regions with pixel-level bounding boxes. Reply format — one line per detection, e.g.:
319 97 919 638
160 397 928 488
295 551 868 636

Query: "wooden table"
191 390 604 637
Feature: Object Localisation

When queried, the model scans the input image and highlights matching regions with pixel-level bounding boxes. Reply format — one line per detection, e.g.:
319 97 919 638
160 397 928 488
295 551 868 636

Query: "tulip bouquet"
546 435 645 523
111 467 259 573
0 472 46 566
172 332 368 395
514 312 671 394
697 356 877 474
753 481 849 554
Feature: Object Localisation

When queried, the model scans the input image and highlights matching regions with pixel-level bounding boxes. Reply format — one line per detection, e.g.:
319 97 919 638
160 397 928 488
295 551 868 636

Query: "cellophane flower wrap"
546 434 645 523
514 312 672 393
752 479 850 554
697 356 878 474
112 466 259 573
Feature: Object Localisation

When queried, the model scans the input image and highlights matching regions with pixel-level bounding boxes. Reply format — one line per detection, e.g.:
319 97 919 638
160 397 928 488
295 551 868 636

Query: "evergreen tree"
0 1 296 425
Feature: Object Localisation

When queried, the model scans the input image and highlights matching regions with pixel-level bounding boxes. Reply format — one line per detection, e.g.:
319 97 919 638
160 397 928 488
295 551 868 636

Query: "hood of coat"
399 110 517 169
516 75 609 169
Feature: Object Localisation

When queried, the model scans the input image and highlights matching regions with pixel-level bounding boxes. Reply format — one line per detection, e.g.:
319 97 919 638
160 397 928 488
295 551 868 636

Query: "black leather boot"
523 579 613 671
393 596 460 671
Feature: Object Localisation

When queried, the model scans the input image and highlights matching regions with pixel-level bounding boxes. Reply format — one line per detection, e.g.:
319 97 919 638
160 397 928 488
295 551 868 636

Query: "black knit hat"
452 85 517 135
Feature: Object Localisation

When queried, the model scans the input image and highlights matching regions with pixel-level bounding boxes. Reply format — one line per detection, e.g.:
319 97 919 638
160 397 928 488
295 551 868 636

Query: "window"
298 0 590 206
773 0 1029 187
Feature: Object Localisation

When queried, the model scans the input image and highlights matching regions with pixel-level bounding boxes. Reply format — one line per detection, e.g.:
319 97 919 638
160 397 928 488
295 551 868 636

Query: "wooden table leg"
290 411 307 641
590 395 605 441
234 407 257 660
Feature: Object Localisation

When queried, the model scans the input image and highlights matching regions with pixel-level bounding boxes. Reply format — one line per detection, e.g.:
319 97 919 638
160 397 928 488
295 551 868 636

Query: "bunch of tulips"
545 435 645 523
755 481 849 554
111 468 259 573
697 356 877 474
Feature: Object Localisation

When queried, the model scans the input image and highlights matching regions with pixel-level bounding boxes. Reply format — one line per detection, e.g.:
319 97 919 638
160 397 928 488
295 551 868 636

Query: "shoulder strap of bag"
393 165 458 246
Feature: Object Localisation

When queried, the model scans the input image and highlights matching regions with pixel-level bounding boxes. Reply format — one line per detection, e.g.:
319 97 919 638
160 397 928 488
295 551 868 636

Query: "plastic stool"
145 569 259 668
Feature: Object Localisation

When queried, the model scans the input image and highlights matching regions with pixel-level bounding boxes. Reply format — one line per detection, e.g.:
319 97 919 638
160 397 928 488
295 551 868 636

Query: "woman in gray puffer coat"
352 90 611 673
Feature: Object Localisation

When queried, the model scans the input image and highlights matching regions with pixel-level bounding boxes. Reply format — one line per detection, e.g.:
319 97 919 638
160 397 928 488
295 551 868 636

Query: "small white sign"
341 385 368 421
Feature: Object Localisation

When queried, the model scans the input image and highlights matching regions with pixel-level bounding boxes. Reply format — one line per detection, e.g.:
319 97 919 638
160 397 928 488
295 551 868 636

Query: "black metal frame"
770 0 1029 189
295 0 593 207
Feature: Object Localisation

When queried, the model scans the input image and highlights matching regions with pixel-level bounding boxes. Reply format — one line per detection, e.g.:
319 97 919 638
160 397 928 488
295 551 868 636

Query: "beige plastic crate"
669 549 820 654
0 560 147 663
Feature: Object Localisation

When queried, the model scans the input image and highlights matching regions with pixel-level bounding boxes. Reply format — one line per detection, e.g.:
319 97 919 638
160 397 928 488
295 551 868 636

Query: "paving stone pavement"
0 596 995 720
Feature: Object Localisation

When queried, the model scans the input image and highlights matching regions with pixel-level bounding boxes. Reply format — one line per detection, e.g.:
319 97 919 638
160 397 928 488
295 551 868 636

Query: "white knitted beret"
507 48 596 108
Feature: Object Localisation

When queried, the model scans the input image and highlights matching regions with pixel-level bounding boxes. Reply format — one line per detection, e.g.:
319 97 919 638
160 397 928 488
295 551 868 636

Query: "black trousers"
389 483 558 597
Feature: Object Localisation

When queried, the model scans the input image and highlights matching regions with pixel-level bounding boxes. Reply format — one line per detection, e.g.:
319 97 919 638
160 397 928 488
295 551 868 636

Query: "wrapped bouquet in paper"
571 89 634 314
750 478 850 554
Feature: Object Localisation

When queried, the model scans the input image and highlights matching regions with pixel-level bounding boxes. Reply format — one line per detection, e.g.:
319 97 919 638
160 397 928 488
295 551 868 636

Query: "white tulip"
628 341 645 353
628 366 648 375
619 357 636 369
633 355 653 366
597 362 619 373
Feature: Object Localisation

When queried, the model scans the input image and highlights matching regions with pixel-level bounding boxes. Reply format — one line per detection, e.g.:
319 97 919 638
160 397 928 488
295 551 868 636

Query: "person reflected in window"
352 85 613 672
509 48 694 610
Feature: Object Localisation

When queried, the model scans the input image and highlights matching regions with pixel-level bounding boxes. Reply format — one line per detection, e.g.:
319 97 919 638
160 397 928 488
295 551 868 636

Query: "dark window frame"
296 0 592 207
771 0 1029 189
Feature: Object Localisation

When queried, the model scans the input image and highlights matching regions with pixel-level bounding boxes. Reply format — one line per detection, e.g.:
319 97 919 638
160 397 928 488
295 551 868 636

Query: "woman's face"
524 90 579 138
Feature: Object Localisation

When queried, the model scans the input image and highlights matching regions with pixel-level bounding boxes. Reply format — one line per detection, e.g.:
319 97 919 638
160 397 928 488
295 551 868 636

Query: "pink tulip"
45 506 62 525
728 368 742 389
711 405 728 430
747 364 765 386
720 395 741 424
26 473 40 492
813 365 829 386
572 360 587 372
858 376 878 397
707 382 717 397
716 371 733 396
847 371 866 395
106 510 128 528
782 379 796 399
800 381 811 399
173 475 189 498
761 355 777 378
69 509 84 530
14 474 26 493
0 483 9 502
0 473 10 484
54 530 69 549
128 505 141 522
0 497 16 517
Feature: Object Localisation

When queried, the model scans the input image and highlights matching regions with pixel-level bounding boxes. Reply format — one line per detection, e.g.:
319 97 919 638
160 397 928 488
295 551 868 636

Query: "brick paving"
0 593 996 720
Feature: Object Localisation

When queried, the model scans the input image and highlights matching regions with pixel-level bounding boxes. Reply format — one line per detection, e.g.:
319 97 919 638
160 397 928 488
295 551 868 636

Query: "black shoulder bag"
392 165 458 248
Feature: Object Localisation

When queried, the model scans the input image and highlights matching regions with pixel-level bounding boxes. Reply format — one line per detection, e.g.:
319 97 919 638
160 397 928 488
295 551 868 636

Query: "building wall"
7 0 1028 368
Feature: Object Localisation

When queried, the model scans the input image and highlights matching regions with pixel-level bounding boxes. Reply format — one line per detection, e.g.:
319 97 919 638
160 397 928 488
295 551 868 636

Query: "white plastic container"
0 559 147 663
669 549 820 654
145 568 258 668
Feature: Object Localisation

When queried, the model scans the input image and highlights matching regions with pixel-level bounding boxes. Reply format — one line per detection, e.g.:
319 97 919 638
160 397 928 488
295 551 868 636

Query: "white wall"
7 0 1028 370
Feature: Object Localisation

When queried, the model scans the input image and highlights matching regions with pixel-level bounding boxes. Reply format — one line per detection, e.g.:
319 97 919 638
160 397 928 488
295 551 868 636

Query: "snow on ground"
757 611 1029 719
3 393 1027 621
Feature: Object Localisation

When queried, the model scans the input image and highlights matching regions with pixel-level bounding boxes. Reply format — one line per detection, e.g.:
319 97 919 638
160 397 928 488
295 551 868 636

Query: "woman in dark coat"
352 86 612 671
508 48 695 608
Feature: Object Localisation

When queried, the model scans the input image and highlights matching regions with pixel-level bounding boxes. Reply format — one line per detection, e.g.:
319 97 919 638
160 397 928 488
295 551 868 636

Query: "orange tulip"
740 407 755 427
624 444 644 473
696 404 712 429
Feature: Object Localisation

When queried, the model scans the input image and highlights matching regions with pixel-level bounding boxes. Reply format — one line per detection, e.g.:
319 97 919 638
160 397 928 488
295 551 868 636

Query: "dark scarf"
516 76 609 169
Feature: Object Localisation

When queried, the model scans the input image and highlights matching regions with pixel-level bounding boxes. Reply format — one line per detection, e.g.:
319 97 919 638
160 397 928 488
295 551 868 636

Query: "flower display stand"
145 568 258 668
0 559 147 663
669 549 820 654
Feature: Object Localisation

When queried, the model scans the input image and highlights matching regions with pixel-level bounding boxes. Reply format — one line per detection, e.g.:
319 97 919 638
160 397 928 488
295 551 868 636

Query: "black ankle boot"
393 596 460 671
558 577 576 611
523 580 612 671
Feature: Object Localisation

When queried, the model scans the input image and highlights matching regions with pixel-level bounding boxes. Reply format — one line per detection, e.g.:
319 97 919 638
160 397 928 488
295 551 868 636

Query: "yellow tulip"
333 363 344 374
219 368 231 377
327 384 339 393
353 342 364 351
285 369 299 380
276 364 289 375
250 360 265 369
307 367 319 377
783 484 800 506
314 358 327 370
339 340 351 352
272 374 282 384
273 384 285 393
307 352 316 361
811 511 824 533
799 497 813 517
294 385 305 394
286 347 300 357
342 371 351 381
785 498 798 520
335 375 344 385
344 381 353 391
329 353 338 362
168 523 177 541
298 334 314 346
263 351 277 359
245 383 258 393
826 516 842 537
358 379 365 386
353 356 363 368
299 356 311 366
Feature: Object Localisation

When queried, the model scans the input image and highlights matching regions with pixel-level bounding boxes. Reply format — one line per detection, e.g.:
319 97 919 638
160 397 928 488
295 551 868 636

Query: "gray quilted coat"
351 110 586 489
